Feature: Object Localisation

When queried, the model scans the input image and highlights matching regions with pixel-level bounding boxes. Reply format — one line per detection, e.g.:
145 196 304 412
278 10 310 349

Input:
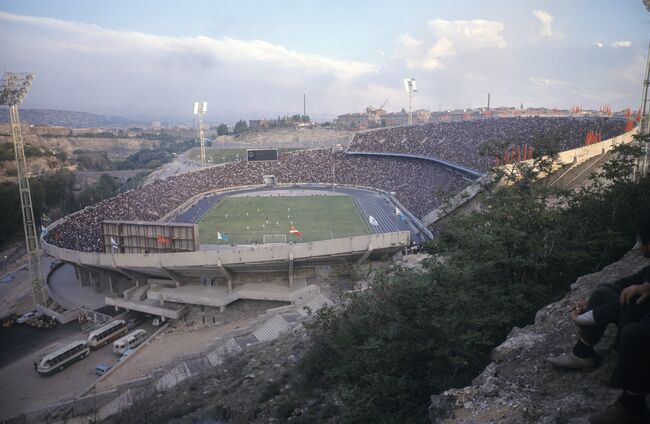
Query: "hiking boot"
589 401 650 424
547 352 597 370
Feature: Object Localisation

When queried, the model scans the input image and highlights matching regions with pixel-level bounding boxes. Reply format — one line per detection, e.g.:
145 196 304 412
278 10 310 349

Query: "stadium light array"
403 78 417 125
0 73 35 106
193 101 208 165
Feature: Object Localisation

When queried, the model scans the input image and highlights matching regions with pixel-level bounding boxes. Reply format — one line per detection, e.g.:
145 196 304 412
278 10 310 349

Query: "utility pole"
0 72 48 306
487 92 491 110
303 93 306 119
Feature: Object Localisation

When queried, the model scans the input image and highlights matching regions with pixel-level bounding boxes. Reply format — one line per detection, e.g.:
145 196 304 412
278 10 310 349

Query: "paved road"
0 313 155 420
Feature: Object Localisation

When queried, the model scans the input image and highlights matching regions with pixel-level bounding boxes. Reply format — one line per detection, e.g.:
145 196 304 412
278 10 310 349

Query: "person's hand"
620 282 650 305
569 300 587 321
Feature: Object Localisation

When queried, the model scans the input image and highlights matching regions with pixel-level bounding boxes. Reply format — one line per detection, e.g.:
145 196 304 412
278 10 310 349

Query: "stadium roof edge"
345 151 482 178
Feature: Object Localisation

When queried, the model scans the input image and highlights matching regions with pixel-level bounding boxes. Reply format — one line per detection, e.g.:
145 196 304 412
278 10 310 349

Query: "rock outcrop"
430 249 649 424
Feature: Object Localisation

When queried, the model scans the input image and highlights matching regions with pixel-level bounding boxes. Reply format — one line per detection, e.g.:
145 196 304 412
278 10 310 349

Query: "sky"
0 0 649 123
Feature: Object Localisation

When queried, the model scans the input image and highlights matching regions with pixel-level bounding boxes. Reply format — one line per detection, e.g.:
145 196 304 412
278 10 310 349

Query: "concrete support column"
108 275 116 295
91 271 101 293
357 244 374 265
218 260 233 292
288 252 294 290
79 267 90 287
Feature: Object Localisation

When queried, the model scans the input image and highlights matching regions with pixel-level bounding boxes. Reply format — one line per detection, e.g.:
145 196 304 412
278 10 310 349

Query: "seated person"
548 221 650 370
588 285 650 424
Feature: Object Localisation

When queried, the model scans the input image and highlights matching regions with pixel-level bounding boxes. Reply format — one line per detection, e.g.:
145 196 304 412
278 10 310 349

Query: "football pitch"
198 195 372 245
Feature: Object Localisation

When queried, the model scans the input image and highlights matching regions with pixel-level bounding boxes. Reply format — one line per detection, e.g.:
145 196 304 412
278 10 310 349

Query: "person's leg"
589 322 650 424
578 284 622 347
609 322 650 394
548 283 621 369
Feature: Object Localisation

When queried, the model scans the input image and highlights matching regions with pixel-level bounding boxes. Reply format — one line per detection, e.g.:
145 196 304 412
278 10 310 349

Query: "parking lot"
0 311 156 420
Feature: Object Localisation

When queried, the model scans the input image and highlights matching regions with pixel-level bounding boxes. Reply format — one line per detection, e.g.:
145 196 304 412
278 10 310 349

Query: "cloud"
398 33 422 48
428 19 507 49
417 37 456 70
397 19 506 70
594 42 603 48
529 77 567 87
0 11 377 80
532 10 561 40
610 40 632 48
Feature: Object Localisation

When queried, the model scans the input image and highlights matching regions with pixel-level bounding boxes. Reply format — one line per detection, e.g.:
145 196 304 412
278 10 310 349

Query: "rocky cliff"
430 248 649 424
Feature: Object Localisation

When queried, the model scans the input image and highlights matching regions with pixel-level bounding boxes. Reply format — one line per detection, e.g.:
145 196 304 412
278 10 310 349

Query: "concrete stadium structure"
42 183 414 323
40 118 636 324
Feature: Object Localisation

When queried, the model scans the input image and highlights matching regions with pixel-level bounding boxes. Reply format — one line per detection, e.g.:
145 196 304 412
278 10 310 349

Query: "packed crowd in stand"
45 149 469 252
348 117 628 172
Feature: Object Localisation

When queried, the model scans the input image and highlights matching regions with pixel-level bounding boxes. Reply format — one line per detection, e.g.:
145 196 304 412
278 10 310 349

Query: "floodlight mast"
639 42 650 178
0 72 48 307
404 78 417 125
193 101 208 165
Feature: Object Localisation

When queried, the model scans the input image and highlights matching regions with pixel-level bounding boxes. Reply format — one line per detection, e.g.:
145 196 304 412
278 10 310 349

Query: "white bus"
87 320 128 349
112 329 147 355
34 340 90 376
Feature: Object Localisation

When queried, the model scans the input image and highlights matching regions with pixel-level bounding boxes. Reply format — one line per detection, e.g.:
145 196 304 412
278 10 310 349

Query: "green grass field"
198 195 371 245
188 147 302 164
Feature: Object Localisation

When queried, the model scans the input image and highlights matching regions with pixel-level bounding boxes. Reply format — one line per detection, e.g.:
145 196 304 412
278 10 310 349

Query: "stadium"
41 116 635 323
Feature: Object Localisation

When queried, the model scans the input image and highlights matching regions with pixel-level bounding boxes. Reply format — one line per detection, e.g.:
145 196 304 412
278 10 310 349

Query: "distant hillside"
0 109 141 128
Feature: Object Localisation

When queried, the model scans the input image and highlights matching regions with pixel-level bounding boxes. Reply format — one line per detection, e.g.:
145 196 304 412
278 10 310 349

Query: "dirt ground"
0 241 36 319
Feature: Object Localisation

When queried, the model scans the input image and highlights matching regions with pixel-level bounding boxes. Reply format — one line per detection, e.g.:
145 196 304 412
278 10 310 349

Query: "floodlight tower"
193 101 208 166
0 72 48 306
639 42 650 177
404 78 417 125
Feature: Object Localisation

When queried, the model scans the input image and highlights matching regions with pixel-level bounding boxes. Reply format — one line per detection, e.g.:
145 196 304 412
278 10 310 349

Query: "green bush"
293 134 650 423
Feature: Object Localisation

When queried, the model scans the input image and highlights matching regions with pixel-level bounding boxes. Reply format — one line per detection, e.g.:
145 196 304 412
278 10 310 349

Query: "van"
95 364 111 376
119 348 135 362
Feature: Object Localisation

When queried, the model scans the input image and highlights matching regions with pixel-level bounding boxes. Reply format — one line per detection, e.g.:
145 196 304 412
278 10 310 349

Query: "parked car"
126 317 143 329
17 311 38 324
95 364 111 376
152 318 161 327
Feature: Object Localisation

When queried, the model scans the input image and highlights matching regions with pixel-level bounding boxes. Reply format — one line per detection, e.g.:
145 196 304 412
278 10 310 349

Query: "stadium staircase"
297 294 335 317
252 314 291 342
207 338 243 366
155 361 192 392
549 151 614 189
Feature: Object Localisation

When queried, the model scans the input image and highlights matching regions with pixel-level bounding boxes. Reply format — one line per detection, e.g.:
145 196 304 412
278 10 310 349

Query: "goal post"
262 234 287 244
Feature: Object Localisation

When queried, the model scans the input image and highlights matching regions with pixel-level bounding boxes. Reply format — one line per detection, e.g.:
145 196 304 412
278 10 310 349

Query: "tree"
216 124 229 135
233 120 248 134
290 140 650 423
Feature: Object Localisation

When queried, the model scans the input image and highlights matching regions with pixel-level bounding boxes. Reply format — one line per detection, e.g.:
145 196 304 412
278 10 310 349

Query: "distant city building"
336 107 430 129
249 119 272 131
337 105 582 129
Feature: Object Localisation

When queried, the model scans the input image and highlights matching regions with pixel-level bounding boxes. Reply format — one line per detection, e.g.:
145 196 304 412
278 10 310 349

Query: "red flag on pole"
289 226 303 237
